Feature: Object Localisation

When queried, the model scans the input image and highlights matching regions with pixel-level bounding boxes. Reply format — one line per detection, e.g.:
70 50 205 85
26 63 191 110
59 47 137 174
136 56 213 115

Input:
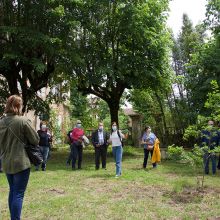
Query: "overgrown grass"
0 146 220 220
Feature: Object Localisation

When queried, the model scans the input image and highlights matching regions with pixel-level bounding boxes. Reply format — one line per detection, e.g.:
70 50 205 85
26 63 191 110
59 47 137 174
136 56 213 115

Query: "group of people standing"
66 121 160 178
66 121 126 178
0 93 159 220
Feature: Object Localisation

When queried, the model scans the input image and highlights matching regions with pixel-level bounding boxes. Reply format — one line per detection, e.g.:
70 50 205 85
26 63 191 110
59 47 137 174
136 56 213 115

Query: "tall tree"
66 0 170 125
185 0 220 118
0 1 76 111
170 14 206 128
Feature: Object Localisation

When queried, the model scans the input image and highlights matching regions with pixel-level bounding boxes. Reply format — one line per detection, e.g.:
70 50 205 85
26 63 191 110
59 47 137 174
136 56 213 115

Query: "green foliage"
167 145 186 161
183 125 200 140
184 80 220 142
0 0 76 111
167 144 204 168
49 109 62 144
65 0 170 124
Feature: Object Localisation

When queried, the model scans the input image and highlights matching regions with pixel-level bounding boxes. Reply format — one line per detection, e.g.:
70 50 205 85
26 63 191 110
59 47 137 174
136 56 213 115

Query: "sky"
167 0 207 36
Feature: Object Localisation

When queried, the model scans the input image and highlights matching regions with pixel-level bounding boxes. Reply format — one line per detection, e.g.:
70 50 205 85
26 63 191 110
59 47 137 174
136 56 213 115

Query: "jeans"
203 153 216 174
143 149 156 168
95 145 107 169
112 146 123 176
71 142 83 169
6 168 30 220
36 146 49 170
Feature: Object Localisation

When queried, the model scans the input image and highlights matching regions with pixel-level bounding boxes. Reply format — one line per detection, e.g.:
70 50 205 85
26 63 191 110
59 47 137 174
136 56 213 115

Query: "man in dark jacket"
92 122 109 170
201 120 219 174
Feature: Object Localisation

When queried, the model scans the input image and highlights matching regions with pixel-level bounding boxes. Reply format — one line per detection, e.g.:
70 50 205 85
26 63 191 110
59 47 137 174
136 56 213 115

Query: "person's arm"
91 131 97 147
108 133 112 144
141 133 146 144
105 132 109 146
24 119 39 146
152 133 157 144
118 130 125 139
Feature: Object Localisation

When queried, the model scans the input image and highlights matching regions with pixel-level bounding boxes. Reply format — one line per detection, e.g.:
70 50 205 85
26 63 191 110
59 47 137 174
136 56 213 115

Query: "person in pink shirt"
70 120 84 170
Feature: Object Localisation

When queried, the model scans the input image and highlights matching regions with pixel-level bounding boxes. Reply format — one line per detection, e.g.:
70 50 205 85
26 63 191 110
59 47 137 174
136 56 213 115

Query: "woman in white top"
109 122 124 177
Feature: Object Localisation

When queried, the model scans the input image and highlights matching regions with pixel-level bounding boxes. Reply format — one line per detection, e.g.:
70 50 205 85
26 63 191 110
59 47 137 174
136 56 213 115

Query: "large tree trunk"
107 99 120 127
154 91 168 137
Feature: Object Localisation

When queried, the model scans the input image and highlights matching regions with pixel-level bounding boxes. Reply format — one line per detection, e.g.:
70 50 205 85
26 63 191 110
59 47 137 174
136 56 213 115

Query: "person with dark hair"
35 124 52 171
70 120 85 170
92 122 109 170
108 122 125 178
201 120 219 175
0 95 39 220
141 126 157 169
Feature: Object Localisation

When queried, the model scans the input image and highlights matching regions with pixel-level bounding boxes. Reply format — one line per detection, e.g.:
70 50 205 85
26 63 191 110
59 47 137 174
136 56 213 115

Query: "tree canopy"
64 0 170 124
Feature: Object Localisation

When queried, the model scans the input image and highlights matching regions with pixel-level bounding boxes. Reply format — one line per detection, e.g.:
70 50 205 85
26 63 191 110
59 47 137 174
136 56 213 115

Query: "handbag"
5 122 43 166
147 144 154 151
25 144 43 166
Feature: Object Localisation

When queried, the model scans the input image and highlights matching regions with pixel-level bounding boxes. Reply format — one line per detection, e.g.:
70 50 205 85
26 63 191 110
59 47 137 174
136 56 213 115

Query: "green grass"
0 146 220 220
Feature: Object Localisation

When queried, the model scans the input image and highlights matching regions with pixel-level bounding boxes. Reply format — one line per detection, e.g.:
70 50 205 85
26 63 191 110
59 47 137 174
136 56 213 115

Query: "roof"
123 108 141 116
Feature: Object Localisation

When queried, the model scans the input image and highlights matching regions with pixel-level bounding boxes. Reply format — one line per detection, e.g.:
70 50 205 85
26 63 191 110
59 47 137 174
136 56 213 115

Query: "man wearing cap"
70 120 85 170
92 122 109 170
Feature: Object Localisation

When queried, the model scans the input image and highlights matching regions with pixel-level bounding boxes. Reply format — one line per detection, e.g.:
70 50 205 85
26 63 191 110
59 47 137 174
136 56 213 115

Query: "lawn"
0 146 220 220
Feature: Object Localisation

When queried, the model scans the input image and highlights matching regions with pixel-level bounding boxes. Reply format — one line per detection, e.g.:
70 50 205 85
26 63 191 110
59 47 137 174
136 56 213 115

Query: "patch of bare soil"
47 188 65 196
167 186 220 204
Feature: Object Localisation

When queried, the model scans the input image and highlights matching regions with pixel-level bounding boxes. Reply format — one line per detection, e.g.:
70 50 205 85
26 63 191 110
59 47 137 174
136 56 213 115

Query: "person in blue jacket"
141 126 157 169
201 120 219 175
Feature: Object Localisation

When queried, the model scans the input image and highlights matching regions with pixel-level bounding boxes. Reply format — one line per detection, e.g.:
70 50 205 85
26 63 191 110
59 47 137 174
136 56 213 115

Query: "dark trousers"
66 145 72 164
95 146 107 169
71 142 83 169
143 149 156 168
6 168 30 220
0 159 2 171
203 153 216 174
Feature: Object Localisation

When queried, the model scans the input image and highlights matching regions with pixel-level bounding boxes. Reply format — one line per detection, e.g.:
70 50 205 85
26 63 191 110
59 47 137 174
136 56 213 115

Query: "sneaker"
115 175 119 178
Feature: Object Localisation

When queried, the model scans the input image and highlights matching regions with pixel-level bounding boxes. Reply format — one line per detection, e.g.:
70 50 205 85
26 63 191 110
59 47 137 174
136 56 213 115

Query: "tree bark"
154 91 168 137
107 99 120 127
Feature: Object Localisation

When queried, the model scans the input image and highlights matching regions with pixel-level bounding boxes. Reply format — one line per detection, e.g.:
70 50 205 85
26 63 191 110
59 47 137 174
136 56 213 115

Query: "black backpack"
117 130 124 147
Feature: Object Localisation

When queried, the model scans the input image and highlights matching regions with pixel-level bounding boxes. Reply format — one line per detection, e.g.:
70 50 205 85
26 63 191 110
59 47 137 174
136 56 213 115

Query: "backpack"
117 130 124 147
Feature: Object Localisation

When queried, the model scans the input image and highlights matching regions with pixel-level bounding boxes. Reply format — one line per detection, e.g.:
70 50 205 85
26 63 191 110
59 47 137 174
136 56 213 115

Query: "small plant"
168 145 220 190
